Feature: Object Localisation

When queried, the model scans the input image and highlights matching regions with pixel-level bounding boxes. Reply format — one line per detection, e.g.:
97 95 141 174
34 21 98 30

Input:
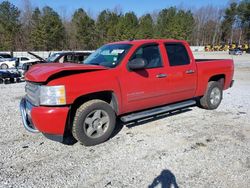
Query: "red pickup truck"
20 39 234 146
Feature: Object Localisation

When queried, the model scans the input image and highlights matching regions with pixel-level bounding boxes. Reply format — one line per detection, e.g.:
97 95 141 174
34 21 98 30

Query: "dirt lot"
0 52 249 188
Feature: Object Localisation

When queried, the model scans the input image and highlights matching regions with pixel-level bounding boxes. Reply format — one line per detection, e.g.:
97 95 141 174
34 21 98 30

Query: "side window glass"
165 43 190 66
58 56 64 63
83 55 88 60
21 57 29 61
75 55 84 62
64 55 73 62
130 45 162 69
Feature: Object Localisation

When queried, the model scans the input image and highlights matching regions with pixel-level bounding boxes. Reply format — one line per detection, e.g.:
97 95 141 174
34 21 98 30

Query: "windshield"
83 44 132 68
47 53 61 62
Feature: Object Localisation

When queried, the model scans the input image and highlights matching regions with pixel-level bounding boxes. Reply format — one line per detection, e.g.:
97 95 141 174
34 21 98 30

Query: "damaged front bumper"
19 98 70 143
20 98 39 133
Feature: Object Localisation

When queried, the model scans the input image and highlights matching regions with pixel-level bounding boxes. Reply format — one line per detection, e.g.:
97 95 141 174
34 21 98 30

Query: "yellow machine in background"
204 43 249 52
229 43 237 50
242 44 249 52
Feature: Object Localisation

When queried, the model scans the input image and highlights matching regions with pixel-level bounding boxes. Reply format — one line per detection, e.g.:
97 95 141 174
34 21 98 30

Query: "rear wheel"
199 81 223 110
72 99 116 146
1 64 8 69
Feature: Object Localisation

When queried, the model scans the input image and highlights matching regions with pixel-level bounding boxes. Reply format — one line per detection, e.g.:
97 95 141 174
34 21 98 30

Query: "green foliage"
156 7 194 41
72 8 96 50
96 10 109 45
105 12 121 42
238 0 250 40
30 6 65 51
116 12 138 40
221 2 238 42
136 14 154 39
0 1 20 50
96 10 120 45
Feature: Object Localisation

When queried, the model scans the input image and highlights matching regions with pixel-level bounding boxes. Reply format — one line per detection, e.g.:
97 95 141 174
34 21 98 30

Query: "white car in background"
0 56 16 69
0 55 40 69
16 56 40 69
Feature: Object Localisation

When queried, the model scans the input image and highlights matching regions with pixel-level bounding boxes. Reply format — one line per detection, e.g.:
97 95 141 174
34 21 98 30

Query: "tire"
1 64 8 69
72 99 116 146
198 81 223 110
4 79 10 84
10 78 15 83
16 78 21 83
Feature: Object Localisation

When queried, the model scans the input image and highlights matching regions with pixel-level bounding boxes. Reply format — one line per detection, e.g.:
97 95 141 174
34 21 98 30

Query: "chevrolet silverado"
20 39 234 146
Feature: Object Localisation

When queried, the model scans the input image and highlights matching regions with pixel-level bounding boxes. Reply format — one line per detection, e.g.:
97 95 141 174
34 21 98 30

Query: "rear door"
164 42 197 101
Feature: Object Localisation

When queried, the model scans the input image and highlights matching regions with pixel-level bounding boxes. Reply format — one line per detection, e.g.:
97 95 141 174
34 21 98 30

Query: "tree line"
0 0 249 51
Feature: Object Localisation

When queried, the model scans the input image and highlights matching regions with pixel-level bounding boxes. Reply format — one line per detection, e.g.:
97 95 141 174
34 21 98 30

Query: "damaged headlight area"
25 83 66 106
40 85 66 105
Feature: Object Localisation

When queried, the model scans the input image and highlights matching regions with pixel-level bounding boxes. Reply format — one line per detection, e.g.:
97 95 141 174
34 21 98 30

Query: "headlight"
40 85 66 105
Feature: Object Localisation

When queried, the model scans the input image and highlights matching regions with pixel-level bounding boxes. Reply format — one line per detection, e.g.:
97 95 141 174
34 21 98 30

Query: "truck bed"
195 59 231 62
195 59 234 97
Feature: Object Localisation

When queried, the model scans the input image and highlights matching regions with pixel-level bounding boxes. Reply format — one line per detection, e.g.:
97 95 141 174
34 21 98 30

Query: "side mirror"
128 58 147 70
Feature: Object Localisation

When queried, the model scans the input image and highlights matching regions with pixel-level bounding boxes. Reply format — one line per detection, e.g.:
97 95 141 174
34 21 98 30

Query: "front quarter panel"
47 69 122 113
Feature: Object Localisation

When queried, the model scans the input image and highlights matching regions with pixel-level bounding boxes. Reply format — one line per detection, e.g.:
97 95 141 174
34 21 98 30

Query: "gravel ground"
0 52 249 188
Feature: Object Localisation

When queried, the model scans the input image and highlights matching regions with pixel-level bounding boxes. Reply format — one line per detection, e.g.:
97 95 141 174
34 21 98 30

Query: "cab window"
165 43 190 66
130 44 162 68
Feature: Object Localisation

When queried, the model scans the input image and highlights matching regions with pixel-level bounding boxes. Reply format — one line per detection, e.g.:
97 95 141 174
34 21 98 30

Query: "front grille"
25 82 40 106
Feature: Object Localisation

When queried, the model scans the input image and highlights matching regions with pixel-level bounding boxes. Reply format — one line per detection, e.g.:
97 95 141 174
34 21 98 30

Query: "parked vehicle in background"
27 51 93 64
0 54 23 83
0 53 12 59
46 51 92 63
0 57 17 69
16 56 40 69
0 69 23 84
23 51 93 72
229 48 243 55
20 39 234 146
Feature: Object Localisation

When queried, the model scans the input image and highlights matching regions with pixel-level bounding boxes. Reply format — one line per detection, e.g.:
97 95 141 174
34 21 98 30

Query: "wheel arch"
70 91 119 114
63 91 118 144
208 74 225 87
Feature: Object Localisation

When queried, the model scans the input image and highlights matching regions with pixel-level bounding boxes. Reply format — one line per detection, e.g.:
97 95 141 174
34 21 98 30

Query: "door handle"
156 73 167 78
185 70 195 74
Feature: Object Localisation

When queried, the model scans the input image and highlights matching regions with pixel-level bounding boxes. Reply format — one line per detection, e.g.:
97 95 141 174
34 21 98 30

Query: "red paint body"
25 39 234 137
31 106 69 135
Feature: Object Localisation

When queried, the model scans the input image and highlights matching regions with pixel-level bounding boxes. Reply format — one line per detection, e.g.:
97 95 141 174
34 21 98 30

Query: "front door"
120 44 169 113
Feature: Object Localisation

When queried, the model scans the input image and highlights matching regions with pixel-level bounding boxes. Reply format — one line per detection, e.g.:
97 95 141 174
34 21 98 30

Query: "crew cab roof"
109 39 187 45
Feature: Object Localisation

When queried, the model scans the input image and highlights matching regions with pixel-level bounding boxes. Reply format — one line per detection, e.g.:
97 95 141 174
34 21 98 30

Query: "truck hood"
25 63 108 82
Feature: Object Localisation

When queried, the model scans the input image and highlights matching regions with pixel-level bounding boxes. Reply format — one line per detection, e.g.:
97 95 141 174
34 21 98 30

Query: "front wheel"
72 99 116 146
198 81 223 110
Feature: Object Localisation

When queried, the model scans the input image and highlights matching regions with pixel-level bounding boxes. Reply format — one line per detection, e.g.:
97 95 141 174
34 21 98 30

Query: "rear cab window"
165 43 190 66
